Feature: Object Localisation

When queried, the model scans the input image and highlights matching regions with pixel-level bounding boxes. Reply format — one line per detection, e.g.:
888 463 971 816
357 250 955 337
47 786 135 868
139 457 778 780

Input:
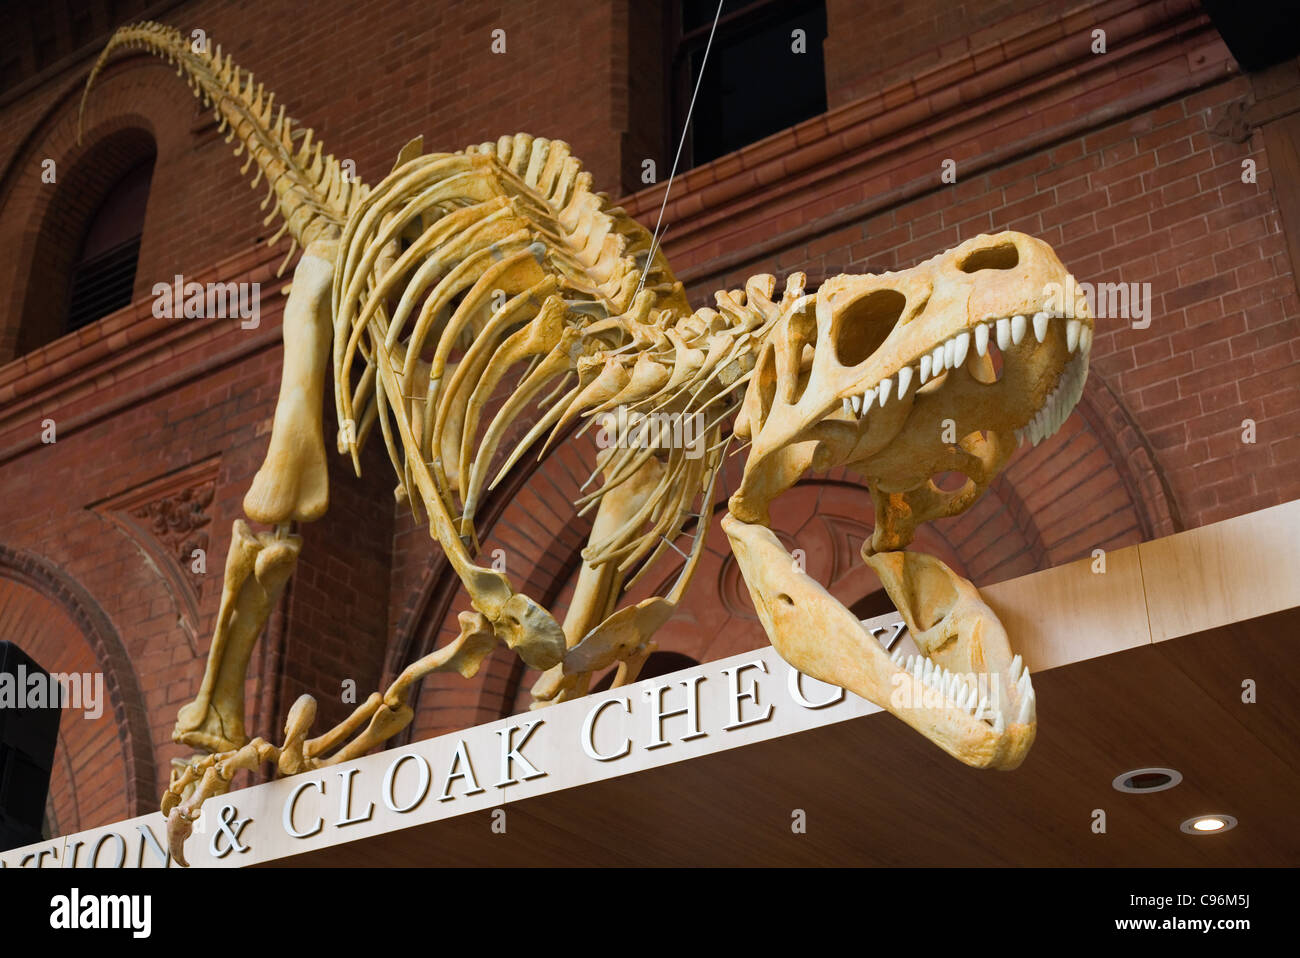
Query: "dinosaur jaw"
863 549 1036 769
722 516 1036 769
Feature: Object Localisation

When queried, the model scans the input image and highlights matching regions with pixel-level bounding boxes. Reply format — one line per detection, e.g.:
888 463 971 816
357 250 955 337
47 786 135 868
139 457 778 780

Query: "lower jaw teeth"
888 650 1035 731
1017 349 1088 448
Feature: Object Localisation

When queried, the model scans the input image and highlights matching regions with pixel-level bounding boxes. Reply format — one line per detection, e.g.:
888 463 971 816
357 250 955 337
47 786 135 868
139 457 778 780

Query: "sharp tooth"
994 710 1005 734
1009 654 1022 683
862 387 875 409
932 344 946 372
1011 314 1027 345
975 694 988 717
920 353 931 383
956 687 969 709
1017 689 1035 725
850 394 862 413
1014 428 1024 446
878 377 892 406
1018 668 1031 697
974 322 989 356
912 657 923 680
843 397 853 415
996 317 1011 351
896 365 913 397
1033 311 1050 342
1066 319 1081 353
891 650 902 665
922 658 932 680
943 338 956 369
1080 326 1092 354
952 331 970 368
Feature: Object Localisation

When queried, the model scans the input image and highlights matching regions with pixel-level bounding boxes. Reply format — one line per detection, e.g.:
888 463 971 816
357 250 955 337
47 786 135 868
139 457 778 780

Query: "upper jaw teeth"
889 648 1036 730
840 310 1092 424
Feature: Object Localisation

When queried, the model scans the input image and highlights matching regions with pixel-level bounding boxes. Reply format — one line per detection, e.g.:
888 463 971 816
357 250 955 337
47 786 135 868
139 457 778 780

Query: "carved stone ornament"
91 458 219 655
129 484 214 566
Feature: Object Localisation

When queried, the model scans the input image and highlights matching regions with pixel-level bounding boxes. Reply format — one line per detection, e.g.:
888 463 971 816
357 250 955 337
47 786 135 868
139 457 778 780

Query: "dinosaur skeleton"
81 23 1093 864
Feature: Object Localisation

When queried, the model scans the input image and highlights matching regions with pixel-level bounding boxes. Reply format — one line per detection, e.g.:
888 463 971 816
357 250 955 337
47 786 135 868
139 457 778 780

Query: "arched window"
13 129 155 357
65 156 154 333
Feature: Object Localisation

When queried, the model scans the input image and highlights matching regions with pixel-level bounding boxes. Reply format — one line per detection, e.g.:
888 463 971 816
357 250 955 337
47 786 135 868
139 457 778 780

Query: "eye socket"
931 471 970 492
959 241 1019 273
832 289 906 367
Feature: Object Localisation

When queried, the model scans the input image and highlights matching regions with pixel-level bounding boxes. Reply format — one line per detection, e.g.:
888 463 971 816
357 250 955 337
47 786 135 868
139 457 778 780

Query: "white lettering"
788 667 845 709
382 753 431 813
283 778 324 838
645 676 707 749
580 697 631 761
721 660 774 731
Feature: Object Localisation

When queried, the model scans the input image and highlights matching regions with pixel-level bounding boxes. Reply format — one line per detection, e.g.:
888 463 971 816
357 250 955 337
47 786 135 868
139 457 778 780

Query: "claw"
167 806 196 868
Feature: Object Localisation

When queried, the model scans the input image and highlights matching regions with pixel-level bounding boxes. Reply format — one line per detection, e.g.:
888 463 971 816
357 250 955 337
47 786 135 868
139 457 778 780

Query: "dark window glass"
65 157 153 332
669 0 827 168
589 651 701 693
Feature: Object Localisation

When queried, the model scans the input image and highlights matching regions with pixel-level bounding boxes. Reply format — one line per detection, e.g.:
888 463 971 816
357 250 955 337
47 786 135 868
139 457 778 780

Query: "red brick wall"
1 0 630 360
824 0 1053 106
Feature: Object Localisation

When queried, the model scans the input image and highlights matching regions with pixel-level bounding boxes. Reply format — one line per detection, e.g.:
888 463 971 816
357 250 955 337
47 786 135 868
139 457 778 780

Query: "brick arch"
16 124 157 355
0 53 199 361
1074 371 1182 539
0 545 155 829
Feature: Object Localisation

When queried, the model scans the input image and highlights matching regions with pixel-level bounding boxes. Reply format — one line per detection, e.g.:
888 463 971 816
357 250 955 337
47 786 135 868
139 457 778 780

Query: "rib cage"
333 133 796 581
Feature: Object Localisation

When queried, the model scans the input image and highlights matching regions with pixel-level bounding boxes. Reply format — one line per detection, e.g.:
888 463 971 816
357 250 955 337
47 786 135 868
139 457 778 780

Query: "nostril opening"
833 289 906 366
777 593 795 606
959 241 1019 273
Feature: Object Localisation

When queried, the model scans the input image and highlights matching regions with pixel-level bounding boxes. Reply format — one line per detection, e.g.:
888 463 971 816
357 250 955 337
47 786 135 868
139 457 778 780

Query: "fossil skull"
727 231 1091 769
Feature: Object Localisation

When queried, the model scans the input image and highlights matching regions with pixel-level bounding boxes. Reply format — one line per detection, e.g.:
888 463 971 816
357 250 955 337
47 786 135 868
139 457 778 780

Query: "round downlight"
1112 767 1183 794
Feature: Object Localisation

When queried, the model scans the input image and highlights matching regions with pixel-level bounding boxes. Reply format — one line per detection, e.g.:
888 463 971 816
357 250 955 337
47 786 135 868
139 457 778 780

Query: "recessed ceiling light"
1181 814 1237 834
1112 767 1183 793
